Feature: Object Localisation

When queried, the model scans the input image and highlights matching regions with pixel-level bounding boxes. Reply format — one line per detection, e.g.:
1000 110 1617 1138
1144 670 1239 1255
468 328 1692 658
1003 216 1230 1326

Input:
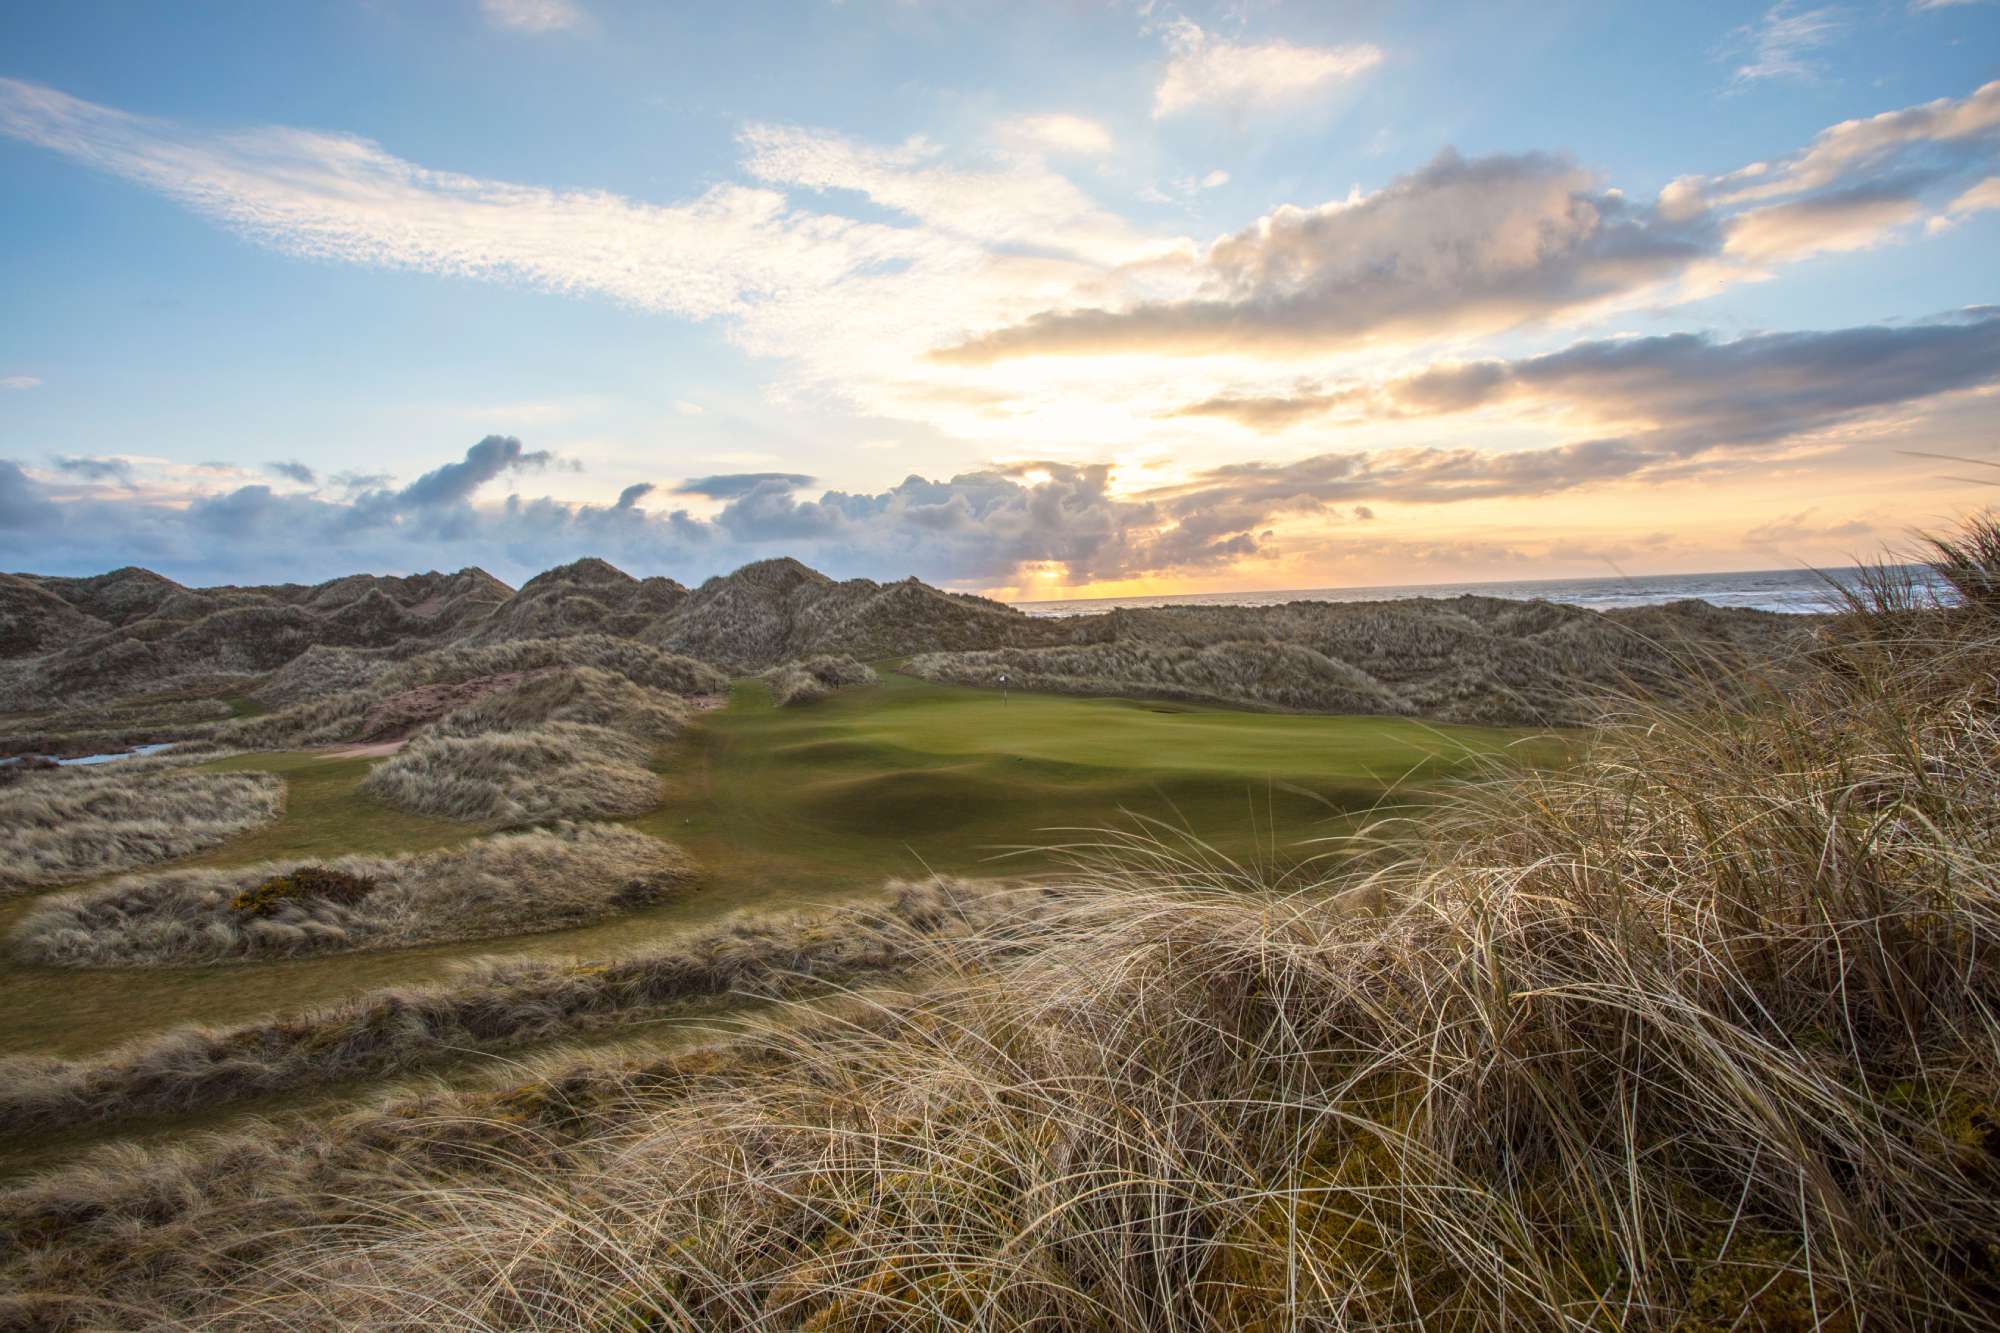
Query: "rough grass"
9 823 697 967
227 637 723 749
360 722 663 823
907 639 1403 715
0 878 1050 1140
2 520 1993 1329
913 597 1809 725
0 761 283 896
760 653 878 707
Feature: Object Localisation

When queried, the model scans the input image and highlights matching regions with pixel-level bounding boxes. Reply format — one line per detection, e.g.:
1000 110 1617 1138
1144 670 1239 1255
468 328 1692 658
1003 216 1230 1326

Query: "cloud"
1744 507 1874 544
941 82 2000 366
1932 174 2000 229
1152 19 1382 119
478 0 585 33
673 400 705 416
394 435 554 507
1168 311 2000 454
615 482 654 509
0 77 917 323
0 375 39 391
998 114 1114 157
266 460 317 486
1723 182 1926 260
937 149 1709 362
50 454 135 485
1727 3 1850 84
1722 79 2000 200
737 122 1143 263
675 472 815 500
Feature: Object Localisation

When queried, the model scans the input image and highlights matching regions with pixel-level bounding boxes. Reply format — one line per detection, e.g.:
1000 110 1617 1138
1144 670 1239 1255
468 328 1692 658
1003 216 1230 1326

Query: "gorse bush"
229 864 377 917
10 822 695 968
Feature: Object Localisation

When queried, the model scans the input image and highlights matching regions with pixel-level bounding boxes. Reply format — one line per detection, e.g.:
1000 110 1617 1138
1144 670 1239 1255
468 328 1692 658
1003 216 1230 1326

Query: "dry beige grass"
358 722 663 823
0 878 1050 1141
9 823 696 967
0 761 282 897
760 654 878 707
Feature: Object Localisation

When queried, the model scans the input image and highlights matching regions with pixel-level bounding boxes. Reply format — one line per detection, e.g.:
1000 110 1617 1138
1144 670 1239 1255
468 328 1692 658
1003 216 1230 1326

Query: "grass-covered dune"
1 522 1991 1329
9 822 695 967
0 760 284 897
912 595 1809 725
760 653 878 707
361 721 664 823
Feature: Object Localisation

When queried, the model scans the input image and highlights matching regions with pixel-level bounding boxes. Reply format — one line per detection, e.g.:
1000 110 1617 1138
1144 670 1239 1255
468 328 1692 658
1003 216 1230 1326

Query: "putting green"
628 670 1555 903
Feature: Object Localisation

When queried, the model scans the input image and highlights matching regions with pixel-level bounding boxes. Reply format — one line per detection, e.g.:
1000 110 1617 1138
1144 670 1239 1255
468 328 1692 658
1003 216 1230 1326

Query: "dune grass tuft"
0 761 283 896
760 653 878 707
10 822 695 967
359 722 663 823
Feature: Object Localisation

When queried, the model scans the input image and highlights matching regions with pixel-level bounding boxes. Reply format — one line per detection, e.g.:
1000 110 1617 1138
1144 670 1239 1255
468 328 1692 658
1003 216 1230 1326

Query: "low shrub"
229 865 378 917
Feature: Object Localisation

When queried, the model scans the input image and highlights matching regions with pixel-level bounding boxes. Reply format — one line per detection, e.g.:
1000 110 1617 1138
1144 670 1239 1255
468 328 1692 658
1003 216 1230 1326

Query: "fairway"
629 669 1551 908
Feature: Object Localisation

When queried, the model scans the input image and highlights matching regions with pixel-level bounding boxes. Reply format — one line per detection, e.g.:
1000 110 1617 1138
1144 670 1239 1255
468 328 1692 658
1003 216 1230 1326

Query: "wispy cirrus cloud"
1152 19 1382 119
1 375 41 390
478 0 586 34
1727 2 1850 84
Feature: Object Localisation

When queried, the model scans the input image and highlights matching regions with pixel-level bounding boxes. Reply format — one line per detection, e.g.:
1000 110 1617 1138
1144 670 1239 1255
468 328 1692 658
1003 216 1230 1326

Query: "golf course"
0 668 1550 1088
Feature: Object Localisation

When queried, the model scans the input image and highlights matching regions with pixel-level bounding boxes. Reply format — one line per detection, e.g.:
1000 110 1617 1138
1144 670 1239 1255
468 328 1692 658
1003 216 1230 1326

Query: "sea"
1010 565 1952 619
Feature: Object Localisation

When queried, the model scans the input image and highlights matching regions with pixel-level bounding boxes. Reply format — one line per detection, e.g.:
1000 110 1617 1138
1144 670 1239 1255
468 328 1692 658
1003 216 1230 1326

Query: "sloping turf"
628 669 1553 908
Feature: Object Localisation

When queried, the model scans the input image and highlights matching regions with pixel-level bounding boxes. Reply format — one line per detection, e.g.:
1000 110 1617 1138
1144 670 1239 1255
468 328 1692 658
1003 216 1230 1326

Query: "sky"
1 0 1997 599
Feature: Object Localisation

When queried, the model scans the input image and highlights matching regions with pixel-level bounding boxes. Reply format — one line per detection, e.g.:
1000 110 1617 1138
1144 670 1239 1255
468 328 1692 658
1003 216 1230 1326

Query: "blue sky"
1 0 1996 595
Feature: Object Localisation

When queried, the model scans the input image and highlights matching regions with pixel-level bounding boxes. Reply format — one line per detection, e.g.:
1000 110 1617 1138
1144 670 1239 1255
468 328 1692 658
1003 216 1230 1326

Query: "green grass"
0 673 1553 1068
628 670 1554 914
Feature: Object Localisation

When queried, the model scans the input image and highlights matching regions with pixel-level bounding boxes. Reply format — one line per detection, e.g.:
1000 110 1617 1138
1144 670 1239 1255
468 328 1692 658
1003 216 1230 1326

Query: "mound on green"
2 520 1991 1329
0 760 284 896
361 722 662 823
760 653 878 707
9 823 695 967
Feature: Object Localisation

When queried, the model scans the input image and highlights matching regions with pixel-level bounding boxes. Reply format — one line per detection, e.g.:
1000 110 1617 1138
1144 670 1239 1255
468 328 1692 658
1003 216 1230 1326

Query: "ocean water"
1011 565 1950 618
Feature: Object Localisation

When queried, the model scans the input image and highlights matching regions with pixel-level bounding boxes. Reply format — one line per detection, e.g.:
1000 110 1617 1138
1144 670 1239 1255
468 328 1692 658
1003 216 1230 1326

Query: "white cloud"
1152 20 1382 119
0 375 40 390
479 0 585 33
1728 3 1849 84
674 400 705 416
1934 174 2000 229
998 113 1114 156
1200 169 1230 189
